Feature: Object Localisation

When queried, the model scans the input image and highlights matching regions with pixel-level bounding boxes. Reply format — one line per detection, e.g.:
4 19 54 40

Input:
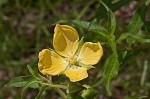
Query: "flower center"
68 55 77 65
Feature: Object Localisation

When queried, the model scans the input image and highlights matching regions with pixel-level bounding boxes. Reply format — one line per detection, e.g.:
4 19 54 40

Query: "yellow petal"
65 67 88 82
38 49 68 75
53 24 79 57
77 42 103 65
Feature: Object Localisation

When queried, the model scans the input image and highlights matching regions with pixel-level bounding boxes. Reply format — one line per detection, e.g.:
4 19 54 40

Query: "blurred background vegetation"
0 0 150 99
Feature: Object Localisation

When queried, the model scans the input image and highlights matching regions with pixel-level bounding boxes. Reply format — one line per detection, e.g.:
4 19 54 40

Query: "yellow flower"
38 24 103 82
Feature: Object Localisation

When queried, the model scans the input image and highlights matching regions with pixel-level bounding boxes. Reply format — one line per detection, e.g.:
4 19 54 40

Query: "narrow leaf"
71 20 107 38
67 82 84 94
109 35 118 56
108 10 116 35
102 54 119 96
141 60 148 86
4 75 38 88
128 4 147 34
127 3 148 45
27 65 35 76
100 1 116 35
117 33 150 43
27 65 39 80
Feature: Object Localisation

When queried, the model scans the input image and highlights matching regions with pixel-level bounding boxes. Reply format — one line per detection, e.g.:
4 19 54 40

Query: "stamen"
67 54 77 65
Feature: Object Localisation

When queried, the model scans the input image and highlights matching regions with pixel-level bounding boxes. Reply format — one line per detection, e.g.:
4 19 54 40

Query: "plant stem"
53 87 67 99
53 85 68 89
38 75 67 98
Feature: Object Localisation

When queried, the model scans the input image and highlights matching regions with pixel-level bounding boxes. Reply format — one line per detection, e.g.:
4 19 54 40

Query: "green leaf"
108 10 116 35
71 20 105 31
67 82 84 99
128 4 147 33
127 3 148 45
27 65 39 80
79 62 95 70
117 33 130 42
140 60 148 86
102 54 119 96
27 65 35 76
129 34 150 43
21 81 40 99
118 51 127 65
117 33 150 43
4 75 39 88
35 85 49 99
67 82 84 94
100 1 116 35
71 20 107 38
67 84 97 99
80 85 98 99
27 65 49 82
109 35 118 56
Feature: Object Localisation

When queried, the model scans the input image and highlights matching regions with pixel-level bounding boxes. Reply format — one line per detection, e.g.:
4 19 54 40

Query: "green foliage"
140 60 148 86
67 82 84 94
35 85 49 99
21 80 40 99
118 33 150 43
71 20 106 34
67 83 97 99
70 20 108 43
101 54 119 96
128 4 147 34
80 85 98 99
4 75 39 88
127 3 148 45
1 0 150 99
